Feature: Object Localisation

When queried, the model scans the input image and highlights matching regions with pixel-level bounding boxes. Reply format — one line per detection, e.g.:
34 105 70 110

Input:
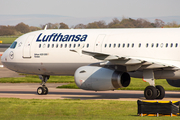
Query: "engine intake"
74 66 130 91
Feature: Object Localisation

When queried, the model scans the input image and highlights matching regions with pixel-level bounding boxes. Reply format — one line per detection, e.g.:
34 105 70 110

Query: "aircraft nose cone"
1 52 5 63
1 48 9 65
0 53 4 67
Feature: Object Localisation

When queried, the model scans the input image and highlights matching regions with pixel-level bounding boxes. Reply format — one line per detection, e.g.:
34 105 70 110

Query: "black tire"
37 87 44 95
43 87 48 95
144 86 157 100
156 85 165 99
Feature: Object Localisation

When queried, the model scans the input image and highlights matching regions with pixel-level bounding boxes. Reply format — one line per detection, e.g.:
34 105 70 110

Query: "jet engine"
166 79 180 87
74 66 130 91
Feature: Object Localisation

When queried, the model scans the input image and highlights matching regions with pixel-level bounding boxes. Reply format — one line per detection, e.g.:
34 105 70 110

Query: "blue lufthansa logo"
9 51 14 59
36 33 88 42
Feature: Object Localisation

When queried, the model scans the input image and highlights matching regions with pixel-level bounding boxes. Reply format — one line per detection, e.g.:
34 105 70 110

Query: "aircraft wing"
70 49 178 71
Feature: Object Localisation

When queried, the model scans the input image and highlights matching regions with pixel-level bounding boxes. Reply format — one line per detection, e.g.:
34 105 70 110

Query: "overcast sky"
0 0 180 18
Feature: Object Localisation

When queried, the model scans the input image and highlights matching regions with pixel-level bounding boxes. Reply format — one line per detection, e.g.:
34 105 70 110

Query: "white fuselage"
1 28 180 77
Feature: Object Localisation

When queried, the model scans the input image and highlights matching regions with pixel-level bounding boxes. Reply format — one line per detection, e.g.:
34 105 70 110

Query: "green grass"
0 98 179 120
0 37 17 44
57 83 79 89
0 75 74 83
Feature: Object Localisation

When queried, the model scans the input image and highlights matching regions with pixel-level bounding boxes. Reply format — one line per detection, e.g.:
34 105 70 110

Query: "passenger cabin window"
160 43 163 48
78 44 80 47
175 43 178 47
146 43 149 48
132 43 134 48
114 44 116 48
156 43 159 48
139 43 141 48
171 43 173 47
127 43 130 48
47 44 50 48
39 44 41 48
123 43 125 48
151 43 154 47
166 43 168 47
87 44 89 48
10 41 17 49
60 44 63 48
109 44 111 48
56 44 58 48
105 44 107 48
118 44 120 48
52 44 54 48
74 44 76 48
69 44 71 48
65 44 67 48
43 44 46 48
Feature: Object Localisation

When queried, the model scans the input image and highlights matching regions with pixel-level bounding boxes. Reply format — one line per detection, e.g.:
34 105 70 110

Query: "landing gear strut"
37 75 50 95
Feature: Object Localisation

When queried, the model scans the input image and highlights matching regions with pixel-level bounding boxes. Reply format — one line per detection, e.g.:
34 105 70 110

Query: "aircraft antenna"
44 25 47 30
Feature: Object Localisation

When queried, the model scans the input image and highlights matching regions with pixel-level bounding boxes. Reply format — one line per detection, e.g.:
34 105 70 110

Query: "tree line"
0 18 180 36
0 22 41 36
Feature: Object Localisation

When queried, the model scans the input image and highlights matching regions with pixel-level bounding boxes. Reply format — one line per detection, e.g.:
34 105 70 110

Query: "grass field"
0 75 74 83
0 98 179 120
0 37 17 44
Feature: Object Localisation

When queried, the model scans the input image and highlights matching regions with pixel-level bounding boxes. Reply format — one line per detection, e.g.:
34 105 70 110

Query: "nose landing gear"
37 75 50 95
37 86 48 95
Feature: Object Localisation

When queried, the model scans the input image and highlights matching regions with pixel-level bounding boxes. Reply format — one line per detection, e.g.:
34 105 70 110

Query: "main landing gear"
144 85 165 100
37 75 50 95
143 70 165 100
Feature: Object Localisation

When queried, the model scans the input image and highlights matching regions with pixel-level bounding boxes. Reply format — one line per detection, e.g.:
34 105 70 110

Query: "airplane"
1 28 180 100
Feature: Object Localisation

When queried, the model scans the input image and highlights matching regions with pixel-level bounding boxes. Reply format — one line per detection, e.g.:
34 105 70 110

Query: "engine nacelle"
74 66 130 91
166 79 180 87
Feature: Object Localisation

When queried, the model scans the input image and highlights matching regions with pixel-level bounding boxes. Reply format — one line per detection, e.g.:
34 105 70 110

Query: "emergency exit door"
94 34 106 52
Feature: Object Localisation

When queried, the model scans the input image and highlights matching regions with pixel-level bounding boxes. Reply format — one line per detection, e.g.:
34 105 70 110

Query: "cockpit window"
10 41 17 49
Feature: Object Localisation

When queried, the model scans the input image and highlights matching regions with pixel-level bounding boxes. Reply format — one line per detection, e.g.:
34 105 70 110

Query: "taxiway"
0 83 179 101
